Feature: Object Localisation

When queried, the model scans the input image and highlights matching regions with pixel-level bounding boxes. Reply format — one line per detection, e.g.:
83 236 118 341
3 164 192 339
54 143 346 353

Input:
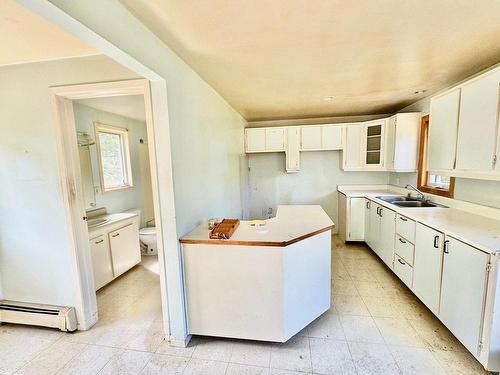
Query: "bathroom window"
95 123 133 192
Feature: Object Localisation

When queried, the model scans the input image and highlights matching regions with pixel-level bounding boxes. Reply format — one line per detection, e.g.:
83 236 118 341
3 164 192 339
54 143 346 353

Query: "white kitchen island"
180 205 334 342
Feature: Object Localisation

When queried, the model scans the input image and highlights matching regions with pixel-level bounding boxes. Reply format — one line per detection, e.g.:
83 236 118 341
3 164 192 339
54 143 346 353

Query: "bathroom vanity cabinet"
88 213 140 290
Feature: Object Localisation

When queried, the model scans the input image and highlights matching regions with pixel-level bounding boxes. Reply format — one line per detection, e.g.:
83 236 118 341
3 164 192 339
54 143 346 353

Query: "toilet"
126 209 158 256
139 227 157 255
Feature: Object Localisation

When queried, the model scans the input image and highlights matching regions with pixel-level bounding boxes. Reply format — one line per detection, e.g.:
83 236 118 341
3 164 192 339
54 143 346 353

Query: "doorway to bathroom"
50 79 172 346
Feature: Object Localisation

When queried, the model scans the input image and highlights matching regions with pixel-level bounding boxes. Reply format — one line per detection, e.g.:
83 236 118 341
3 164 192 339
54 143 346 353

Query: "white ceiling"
0 0 98 66
77 95 146 122
121 0 500 121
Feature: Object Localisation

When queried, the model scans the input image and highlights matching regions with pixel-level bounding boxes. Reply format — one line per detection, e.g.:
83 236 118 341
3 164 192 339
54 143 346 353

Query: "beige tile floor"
0 238 492 375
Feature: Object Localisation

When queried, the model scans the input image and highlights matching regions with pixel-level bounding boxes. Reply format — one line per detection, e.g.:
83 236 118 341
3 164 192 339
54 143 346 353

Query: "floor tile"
309 337 356 375
340 315 384 344
333 294 370 316
56 344 119 375
348 342 401 375
431 349 490 375
183 358 228 375
230 340 271 367
98 349 151 375
156 338 197 357
307 310 345 340
270 335 311 373
408 315 464 352
191 337 234 362
361 296 403 318
226 363 270 375
332 279 358 296
374 317 427 347
140 353 189 375
389 346 445 375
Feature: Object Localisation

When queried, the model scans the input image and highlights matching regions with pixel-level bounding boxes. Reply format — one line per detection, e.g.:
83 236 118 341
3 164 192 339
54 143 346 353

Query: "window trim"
95 122 134 192
417 115 455 198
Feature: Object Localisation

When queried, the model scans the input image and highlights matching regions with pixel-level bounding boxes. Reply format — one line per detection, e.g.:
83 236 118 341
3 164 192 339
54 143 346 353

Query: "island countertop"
179 205 334 247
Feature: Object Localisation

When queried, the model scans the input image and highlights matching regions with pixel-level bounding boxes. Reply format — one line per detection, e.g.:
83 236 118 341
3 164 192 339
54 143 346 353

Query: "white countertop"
88 212 138 233
180 205 334 246
338 187 500 254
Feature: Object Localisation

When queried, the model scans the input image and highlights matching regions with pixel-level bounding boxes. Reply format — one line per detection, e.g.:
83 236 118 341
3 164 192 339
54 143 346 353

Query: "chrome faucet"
405 184 426 200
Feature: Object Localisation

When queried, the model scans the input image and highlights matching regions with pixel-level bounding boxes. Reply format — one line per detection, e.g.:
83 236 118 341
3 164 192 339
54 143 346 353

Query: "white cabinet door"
90 234 113 290
413 224 444 314
109 223 141 277
301 126 322 150
343 124 363 169
384 116 396 171
378 206 395 268
265 128 285 151
456 71 500 171
322 125 343 150
440 238 489 355
393 113 421 172
364 199 372 248
364 121 385 169
428 89 460 171
369 203 381 256
348 197 365 241
245 128 266 152
286 127 300 172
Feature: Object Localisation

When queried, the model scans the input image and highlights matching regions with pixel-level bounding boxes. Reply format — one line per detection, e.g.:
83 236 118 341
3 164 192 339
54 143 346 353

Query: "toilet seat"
139 227 156 235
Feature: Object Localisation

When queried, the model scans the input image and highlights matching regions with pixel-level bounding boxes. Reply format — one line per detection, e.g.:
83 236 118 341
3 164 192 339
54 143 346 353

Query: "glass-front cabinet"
363 120 385 169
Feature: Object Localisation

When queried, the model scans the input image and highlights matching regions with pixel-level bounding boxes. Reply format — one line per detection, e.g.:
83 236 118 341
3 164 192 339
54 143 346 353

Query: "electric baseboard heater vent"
0 300 77 332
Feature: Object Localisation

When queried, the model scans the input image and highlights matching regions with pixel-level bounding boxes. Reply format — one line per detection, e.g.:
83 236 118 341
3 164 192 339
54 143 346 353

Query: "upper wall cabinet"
455 70 500 172
385 113 422 172
428 89 461 171
245 114 420 173
427 65 500 180
300 124 343 151
245 127 285 153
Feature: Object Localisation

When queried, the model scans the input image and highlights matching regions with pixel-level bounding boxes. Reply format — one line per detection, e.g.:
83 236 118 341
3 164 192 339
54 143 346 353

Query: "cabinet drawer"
395 235 415 265
396 214 415 243
394 255 413 288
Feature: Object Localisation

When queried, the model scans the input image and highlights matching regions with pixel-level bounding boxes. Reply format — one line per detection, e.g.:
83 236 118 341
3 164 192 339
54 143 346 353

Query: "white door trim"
50 79 173 338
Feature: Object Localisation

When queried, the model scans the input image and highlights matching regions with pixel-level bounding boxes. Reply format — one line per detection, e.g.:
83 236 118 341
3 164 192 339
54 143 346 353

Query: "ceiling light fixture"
323 95 334 101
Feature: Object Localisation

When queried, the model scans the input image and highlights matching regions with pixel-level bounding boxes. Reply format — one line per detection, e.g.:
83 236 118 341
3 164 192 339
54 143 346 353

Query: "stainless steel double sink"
375 195 446 208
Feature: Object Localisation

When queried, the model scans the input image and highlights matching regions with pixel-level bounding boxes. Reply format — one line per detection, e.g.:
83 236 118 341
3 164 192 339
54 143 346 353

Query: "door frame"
50 79 171 337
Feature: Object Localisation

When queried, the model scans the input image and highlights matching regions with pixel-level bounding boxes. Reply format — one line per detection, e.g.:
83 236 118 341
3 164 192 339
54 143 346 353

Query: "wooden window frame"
417 115 455 198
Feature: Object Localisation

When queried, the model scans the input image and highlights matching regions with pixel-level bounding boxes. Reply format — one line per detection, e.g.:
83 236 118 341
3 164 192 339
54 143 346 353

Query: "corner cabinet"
428 65 500 180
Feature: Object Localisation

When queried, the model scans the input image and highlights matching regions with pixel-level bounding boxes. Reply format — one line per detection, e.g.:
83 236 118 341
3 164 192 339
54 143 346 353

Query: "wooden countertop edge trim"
179 224 335 247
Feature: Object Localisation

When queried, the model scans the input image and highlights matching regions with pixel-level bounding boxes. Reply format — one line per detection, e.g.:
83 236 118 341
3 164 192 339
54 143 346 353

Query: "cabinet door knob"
95 239 104 244
399 216 408 222
397 258 406 265
399 238 407 244
111 233 120 238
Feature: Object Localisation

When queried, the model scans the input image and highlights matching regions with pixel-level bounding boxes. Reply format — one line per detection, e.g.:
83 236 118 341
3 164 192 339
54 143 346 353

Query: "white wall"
393 97 500 209
0 56 138 308
73 102 154 227
246 151 390 230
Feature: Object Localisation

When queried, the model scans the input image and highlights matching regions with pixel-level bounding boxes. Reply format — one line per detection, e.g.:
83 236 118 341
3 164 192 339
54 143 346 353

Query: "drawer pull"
398 238 407 244
444 240 450 254
366 201 371 209
399 216 408 222
95 239 104 244
433 235 440 249
111 233 120 238
397 258 406 265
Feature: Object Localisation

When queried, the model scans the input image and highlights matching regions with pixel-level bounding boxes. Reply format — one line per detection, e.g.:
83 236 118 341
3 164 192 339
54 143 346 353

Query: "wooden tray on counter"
209 219 240 239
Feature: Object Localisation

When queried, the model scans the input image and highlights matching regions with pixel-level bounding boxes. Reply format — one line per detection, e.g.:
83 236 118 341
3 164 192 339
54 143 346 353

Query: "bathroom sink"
87 217 110 228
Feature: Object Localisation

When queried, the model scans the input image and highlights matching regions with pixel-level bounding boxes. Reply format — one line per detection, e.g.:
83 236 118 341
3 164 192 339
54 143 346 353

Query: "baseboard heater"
0 300 77 332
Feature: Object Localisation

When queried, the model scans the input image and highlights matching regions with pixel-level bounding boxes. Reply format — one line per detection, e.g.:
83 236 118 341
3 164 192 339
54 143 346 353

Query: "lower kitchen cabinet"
90 234 113 290
378 206 396 268
413 223 444 314
364 199 372 247
109 223 141 277
338 194 365 242
439 237 489 355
